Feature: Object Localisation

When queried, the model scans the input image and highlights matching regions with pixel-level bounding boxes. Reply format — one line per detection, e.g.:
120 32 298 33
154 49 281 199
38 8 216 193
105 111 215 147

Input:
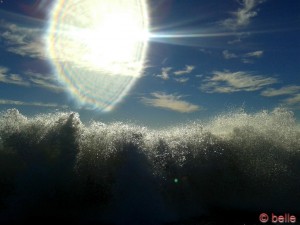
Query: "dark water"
0 108 299 224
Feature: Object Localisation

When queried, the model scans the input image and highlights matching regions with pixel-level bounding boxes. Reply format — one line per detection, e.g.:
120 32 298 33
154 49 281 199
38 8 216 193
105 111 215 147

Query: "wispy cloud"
260 85 300 108
227 32 251 45
261 86 300 97
156 65 195 80
201 70 277 93
174 78 189 83
10 74 23 82
222 0 266 30
174 65 195 75
0 99 68 108
141 92 200 113
241 58 254 64
222 50 264 63
0 66 64 92
0 66 30 86
244 50 263 58
283 94 300 106
25 71 65 92
199 48 213 55
156 67 172 80
223 50 238 59
228 37 242 45
0 21 46 59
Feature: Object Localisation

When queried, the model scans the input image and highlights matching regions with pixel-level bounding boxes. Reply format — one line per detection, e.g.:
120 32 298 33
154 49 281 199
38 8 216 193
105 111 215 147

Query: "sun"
83 8 149 75
46 0 149 111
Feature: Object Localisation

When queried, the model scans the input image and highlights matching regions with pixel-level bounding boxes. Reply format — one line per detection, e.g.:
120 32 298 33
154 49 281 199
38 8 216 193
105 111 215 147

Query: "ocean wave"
0 108 299 224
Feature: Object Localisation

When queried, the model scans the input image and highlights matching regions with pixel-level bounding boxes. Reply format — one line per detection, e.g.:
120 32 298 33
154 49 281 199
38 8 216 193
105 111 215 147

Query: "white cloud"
0 66 8 77
156 67 172 80
25 71 56 82
0 66 30 86
141 92 200 113
227 32 251 45
241 58 254 64
174 65 195 75
7 40 46 59
260 85 300 108
174 78 189 83
222 50 263 62
244 50 263 58
199 48 213 55
228 37 242 45
223 50 238 59
0 99 68 108
156 65 195 80
201 70 277 93
1 30 26 44
283 94 300 106
30 78 65 92
223 0 265 30
0 21 46 59
10 74 23 82
261 86 300 97
25 71 65 92
0 66 64 92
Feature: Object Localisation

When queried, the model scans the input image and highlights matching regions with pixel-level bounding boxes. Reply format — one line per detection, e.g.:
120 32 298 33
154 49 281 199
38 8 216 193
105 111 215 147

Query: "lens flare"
46 0 149 111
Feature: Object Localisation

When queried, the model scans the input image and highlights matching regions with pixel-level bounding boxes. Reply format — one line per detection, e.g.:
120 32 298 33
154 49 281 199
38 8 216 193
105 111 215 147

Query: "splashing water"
0 108 299 224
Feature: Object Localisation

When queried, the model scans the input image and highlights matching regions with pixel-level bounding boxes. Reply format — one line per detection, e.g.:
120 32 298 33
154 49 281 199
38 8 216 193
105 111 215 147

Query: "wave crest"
0 108 299 224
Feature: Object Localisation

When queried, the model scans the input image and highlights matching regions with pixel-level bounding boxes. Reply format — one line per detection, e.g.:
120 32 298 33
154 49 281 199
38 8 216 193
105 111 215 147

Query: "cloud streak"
0 66 64 92
261 86 300 97
0 66 30 86
174 65 195 75
222 50 264 62
222 0 266 30
284 94 300 106
174 78 189 83
0 99 68 108
156 67 172 80
25 71 65 92
260 86 300 108
245 50 263 57
201 70 277 93
156 65 195 81
0 21 46 59
141 92 200 113
223 50 238 59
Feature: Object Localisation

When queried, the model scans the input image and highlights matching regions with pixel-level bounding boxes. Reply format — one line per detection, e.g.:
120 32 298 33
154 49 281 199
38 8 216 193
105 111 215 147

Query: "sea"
0 108 299 225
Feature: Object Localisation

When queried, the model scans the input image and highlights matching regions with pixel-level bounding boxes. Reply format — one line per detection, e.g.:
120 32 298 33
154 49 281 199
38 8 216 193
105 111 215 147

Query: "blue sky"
0 0 299 128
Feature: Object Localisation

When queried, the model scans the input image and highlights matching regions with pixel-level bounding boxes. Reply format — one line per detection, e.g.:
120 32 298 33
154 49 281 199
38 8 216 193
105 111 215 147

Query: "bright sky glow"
46 0 149 111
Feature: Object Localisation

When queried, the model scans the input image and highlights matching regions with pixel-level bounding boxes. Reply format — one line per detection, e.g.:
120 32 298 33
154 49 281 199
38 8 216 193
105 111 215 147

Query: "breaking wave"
0 108 299 224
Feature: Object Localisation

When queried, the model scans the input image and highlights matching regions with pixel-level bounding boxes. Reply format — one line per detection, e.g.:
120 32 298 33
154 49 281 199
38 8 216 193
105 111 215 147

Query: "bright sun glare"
47 0 149 111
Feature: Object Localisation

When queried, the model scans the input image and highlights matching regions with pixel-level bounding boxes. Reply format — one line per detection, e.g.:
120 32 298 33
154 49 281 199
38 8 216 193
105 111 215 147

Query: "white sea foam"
0 108 299 224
